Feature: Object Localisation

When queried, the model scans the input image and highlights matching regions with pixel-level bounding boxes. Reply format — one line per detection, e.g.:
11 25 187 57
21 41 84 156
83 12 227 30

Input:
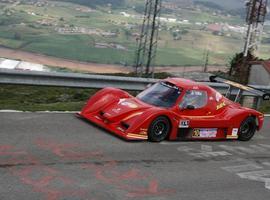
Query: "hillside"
57 0 246 11
53 0 125 8
0 0 269 68
52 0 247 11
193 0 245 10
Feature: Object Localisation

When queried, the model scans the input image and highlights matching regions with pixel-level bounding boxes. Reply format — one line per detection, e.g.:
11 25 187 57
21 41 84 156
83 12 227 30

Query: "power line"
134 0 162 77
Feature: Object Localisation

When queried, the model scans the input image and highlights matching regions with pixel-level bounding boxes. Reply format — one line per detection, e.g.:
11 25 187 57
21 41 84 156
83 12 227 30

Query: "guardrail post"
254 96 262 110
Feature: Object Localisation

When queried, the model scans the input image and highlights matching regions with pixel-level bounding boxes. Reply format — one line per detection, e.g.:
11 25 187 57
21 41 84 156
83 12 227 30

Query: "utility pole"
203 47 209 73
243 0 268 57
134 0 162 77
232 0 268 84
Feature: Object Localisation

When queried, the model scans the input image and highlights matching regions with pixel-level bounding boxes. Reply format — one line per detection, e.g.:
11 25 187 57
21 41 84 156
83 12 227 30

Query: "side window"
179 90 208 109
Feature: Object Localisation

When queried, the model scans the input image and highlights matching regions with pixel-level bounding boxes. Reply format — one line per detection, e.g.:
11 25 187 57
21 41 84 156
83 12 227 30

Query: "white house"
248 61 270 86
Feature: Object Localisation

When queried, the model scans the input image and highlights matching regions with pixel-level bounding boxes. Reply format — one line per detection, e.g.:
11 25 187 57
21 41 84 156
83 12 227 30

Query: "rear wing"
209 75 270 102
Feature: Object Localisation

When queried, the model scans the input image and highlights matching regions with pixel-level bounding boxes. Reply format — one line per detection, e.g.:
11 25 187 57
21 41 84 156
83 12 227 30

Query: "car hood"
101 97 151 122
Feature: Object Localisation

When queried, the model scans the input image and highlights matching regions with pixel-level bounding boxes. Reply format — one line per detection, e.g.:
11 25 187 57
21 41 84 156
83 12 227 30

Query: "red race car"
78 76 269 142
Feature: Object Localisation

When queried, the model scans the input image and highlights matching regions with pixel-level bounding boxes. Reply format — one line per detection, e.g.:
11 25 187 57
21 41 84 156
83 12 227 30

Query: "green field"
0 84 269 113
259 101 270 113
0 84 95 111
0 0 269 67
0 71 172 111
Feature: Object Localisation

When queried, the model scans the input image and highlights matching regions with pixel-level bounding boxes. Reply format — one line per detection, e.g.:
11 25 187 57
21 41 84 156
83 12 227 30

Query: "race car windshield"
137 82 181 108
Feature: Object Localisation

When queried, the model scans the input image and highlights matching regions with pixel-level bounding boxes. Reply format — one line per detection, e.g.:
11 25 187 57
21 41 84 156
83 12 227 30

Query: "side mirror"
186 105 195 110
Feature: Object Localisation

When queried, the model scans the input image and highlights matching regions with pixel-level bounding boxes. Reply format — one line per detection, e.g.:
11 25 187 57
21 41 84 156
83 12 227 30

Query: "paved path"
0 112 270 200
0 47 227 74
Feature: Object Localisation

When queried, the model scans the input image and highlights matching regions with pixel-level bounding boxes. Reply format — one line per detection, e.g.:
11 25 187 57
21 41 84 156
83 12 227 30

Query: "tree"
229 51 258 84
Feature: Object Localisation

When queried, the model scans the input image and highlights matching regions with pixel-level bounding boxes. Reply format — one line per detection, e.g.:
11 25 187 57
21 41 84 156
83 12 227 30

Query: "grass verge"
0 84 96 111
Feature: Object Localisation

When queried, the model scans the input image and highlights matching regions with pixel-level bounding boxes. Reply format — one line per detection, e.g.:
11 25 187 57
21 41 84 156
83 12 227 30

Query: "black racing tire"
238 117 256 141
148 116 171 142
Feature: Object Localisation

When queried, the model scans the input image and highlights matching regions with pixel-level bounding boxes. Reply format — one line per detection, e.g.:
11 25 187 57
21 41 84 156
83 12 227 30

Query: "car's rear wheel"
238 117 256 141
148 116 170 142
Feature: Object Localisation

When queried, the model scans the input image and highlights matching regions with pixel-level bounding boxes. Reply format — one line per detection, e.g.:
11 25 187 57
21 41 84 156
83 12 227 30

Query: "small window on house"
179 90 208 109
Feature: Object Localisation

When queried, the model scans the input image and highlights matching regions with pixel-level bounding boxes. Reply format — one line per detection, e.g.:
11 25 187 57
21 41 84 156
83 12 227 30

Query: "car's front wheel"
238 117 256 141
148 116 171 142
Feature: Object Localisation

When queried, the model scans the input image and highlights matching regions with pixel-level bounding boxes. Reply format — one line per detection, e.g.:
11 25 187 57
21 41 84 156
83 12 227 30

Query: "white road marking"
0 110 78 113
249 145 268 152
218 144 270 155
176 146 195 152
218 145 251 155
189 151 232 158
259 144 270 149
161 142 183 145
201 145 213 152
36 111 78 114
266 180 270 190
256 134 266 139
222 163 263 173
262 162 270 167
177 145 232 158
237 170 270 182
222 158 270 191
0 110 24 113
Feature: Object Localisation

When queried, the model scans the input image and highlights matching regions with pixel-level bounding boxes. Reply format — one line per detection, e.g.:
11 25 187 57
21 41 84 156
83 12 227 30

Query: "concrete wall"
249 64 270 86
0 58 47 72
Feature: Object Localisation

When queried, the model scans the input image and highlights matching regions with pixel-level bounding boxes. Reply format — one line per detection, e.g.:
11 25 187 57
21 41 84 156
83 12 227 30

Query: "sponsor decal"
216 101 226 110
215 92 222 102
105 112 111 116
122 112 143 121
190 90 203 96
139 131 147 135
193 129 200 137
226 135 238 139
192 128 217 138
179 120 190 128
112 108 121 113
127 133 148 139
140 128 148 135
188 116 214 119
140 128 148 131
226 128 238 139
232 128 239 136
161 82 180 90
117 127 125 132
95 116 102 120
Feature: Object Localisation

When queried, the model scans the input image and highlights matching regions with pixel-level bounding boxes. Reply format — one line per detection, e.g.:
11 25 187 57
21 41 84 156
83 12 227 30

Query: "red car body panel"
79 78 265 141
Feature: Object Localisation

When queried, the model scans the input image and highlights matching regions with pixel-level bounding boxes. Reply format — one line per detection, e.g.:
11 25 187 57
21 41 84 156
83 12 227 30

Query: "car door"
176 89 225 140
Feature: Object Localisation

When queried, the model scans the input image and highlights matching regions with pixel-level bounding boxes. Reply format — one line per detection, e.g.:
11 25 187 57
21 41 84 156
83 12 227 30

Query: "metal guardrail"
1 69 269 109
0 69 225 93
0 69 157 91
0 69 269 93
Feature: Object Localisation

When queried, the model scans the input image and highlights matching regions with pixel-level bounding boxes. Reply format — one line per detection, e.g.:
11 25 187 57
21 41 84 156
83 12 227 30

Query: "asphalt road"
0 112 270 200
